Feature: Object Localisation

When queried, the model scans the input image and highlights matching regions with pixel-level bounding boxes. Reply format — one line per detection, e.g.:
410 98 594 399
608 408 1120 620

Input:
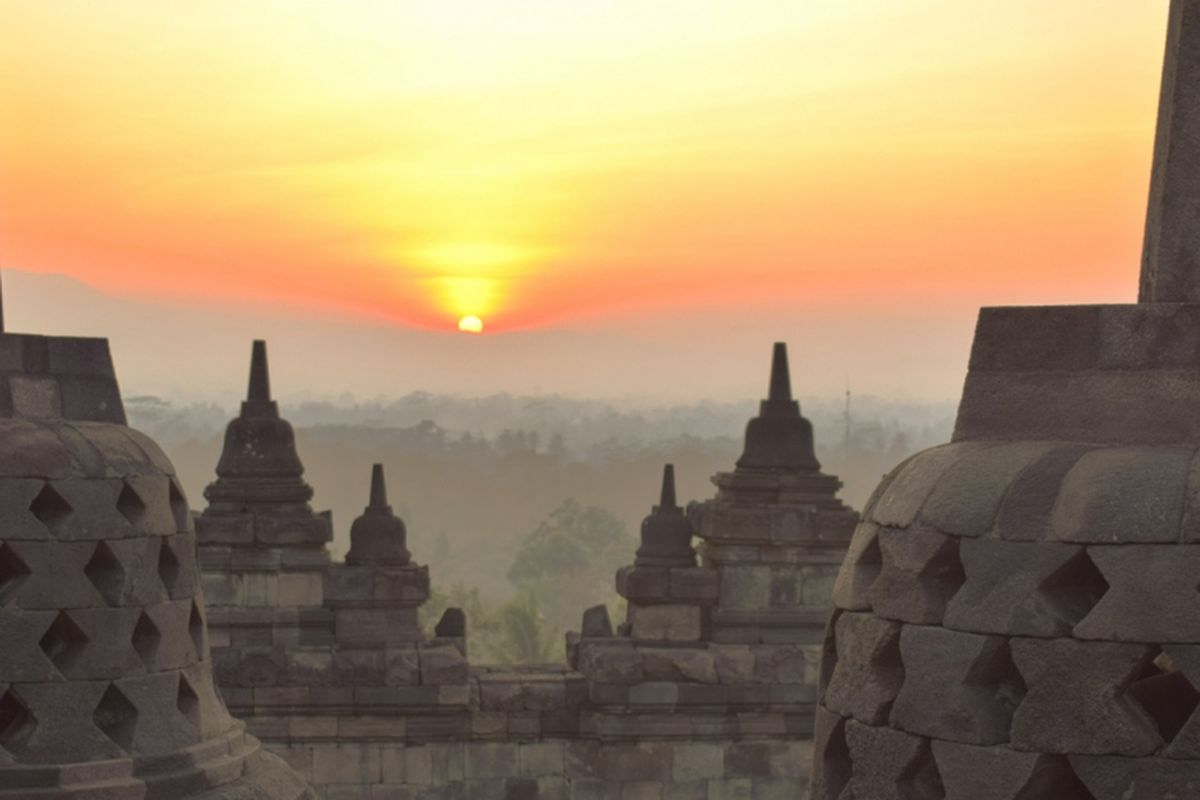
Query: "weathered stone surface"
891 626 1024 746
811 708 851 800
932 742 1093 800
418 643 468 686
1048 447 1192 544
640 648 717 684
869 443 985 528
917 442 1055 538
823 613 903 726
1010 638 1161 756
868 529 964 625
1070 755 1200 800
1157 645 1200 757
845 720 943 800
627 604 702 642
944 539 1104 638
581 605 614 638
1073 545 1200 642
992 443 1096 542
830 523 881 612
576 642 644 685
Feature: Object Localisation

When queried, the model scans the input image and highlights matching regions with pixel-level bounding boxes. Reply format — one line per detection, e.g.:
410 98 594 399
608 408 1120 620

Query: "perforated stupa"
812 2 1200 798
0 326 311 798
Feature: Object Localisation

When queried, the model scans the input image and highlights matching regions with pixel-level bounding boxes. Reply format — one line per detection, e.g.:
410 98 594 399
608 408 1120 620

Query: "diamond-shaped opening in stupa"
28 483 71 536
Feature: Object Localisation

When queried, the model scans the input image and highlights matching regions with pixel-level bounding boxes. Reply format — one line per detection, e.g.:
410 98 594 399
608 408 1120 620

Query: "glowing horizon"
0 1 1171 333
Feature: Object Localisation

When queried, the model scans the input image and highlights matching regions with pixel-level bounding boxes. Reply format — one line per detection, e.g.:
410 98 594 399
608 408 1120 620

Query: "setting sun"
458 315 484 334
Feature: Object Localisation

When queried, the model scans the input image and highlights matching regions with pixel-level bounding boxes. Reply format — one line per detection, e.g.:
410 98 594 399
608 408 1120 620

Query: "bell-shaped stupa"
0 310 310 796
812 3 1200 798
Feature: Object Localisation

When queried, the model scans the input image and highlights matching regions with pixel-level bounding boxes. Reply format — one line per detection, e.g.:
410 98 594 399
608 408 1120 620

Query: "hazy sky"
0 1 1171 401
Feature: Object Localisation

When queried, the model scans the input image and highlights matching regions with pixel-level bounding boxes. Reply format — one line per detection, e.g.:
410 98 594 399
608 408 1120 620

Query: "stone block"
628 604 702 642
384 646 421 686
704 778 752 800
891 626 1024 745
614 781 661 800
1048 446 1192 543
1070 755 1200 799
255 512 332 546
1074 545 1200 642
823 612 903 726
480 679 523 711
6 540 109 609
332 648 386 686
311 744 382 785
277 571 325 606
0 608 60 681
869 528 964 625
712 645 755 684
917 442 1056 537
372 565 430 603
324 566 375 602
581 605 614 638
521 680 567 711
1010 638 1161 756
336 607 421 647
195 514 255 546
718 566 771 610
629 681 679 707
869 443 986 528
845 720 943 800
641 648 717 684
465 742 520 780
671 743 725 782
669 568 719 602
11 375 61 418
931 742 1091 800
519 741 564 777
812 707 851 800
992 443 1095 542
945 539 1102 637
618 566 671 602
420 642 469 685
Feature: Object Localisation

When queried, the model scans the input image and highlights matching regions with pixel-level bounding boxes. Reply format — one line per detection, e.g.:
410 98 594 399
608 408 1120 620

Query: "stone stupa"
812 2 1200 798
0 309 311 798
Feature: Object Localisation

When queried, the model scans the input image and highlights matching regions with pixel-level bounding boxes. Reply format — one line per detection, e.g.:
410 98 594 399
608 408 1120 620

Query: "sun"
457 315 484 334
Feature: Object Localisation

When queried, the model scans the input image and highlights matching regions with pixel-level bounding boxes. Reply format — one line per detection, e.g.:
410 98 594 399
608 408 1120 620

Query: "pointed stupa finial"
659 464 678 509
368 463 390 512
768 342 791 402
635 463 696 567
248 339 271 403
239 339 280 419
346 463 410 566
736 342 821 472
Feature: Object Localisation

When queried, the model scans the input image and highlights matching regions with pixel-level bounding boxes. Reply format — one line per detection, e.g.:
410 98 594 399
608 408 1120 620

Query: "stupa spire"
659 463 678 509
346 463 411 565
369 462 390 511
248 339 271 403
768 342 792 403
1141 0 1200 302
205 340 310 505
634 463 696 567
736 343 821 471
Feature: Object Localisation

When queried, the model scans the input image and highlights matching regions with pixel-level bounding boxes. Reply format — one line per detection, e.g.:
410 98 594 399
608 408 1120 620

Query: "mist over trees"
128 390 953 662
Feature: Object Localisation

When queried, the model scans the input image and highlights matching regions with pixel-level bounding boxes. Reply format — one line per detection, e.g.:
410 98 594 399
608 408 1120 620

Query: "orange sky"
0 1 1171 336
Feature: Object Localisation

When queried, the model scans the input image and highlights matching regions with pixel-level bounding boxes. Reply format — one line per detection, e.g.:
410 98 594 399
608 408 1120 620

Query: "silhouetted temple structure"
192 340 856 797
0 332 310 798
812 1 1200 797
